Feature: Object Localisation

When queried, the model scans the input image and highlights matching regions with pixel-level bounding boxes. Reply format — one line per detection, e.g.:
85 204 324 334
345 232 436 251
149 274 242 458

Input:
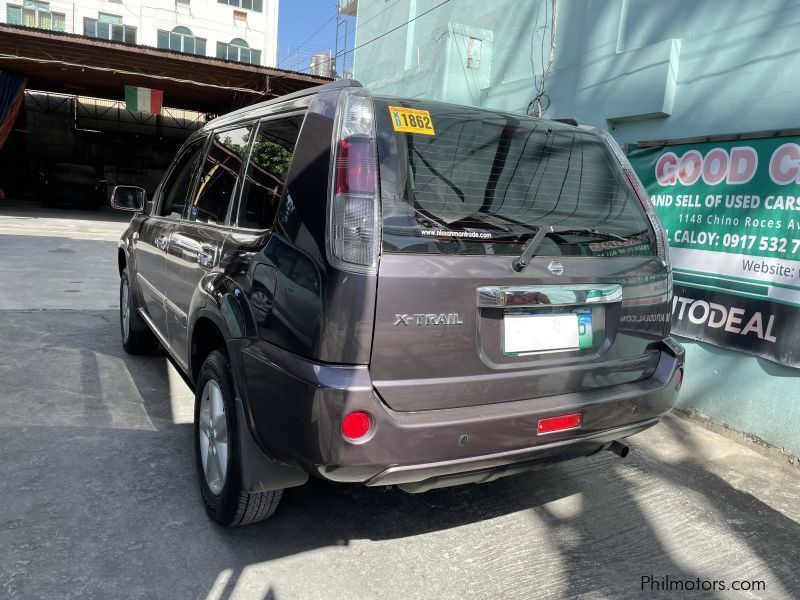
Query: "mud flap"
235 397 309 493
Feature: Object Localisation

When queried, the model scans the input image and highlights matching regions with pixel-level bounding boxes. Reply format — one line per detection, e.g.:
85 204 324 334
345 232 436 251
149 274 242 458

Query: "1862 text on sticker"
388 106 435 136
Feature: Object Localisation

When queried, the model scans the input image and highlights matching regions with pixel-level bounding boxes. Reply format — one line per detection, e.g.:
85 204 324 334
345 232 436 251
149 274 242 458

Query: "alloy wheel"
198 380 229 496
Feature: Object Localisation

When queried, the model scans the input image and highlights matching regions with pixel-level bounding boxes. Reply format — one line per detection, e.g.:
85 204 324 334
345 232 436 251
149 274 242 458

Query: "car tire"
194 350 283 526
120 269 159 354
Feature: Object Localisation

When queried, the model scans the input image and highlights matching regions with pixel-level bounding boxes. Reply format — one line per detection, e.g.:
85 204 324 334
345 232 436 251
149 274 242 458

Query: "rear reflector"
537 413 582 435
341 411 372 441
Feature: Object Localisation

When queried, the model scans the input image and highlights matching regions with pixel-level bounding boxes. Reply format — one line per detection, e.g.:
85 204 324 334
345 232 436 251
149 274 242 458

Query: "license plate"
503 310 593 354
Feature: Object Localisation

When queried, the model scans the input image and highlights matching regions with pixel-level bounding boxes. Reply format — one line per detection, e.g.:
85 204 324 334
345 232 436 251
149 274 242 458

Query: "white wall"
0 0 278 66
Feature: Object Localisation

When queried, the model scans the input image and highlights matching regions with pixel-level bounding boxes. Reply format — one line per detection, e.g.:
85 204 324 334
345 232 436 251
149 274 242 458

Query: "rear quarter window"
375 99 655 257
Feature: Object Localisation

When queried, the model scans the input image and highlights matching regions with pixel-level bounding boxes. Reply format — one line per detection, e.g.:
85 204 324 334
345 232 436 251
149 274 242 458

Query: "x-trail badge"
548 260 565 276
394 313 464 326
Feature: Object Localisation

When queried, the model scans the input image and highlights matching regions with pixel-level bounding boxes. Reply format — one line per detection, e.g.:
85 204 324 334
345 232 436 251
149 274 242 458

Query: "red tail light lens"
537 413 582 435
335 137 376 195
341 411 372 441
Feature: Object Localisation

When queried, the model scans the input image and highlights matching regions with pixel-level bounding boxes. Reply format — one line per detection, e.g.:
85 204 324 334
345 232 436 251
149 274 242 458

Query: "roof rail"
205 79 363 129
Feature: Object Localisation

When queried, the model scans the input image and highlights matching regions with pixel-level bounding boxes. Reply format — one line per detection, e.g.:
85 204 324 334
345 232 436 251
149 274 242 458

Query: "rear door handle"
155 235 168 250
197 250 214 268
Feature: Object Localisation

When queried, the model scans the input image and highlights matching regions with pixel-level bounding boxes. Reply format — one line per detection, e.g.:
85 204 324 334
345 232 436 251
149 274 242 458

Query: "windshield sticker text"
420 229 492 239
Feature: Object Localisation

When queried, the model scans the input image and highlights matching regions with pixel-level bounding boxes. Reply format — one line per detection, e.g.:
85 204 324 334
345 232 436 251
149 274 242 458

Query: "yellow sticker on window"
388 106 435 135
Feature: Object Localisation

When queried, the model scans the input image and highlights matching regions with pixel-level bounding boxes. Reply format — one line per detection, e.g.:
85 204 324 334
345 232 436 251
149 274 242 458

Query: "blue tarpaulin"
0 70 26 151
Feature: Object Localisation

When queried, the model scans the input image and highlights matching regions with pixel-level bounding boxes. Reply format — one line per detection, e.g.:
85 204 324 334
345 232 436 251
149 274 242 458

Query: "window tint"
189 126 252 225
159 137 206 218
377 100 654 257
237 115 303 230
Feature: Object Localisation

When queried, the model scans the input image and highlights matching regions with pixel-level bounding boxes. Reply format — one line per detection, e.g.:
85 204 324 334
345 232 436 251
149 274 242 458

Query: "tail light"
328 89 380 273
580 125 670 267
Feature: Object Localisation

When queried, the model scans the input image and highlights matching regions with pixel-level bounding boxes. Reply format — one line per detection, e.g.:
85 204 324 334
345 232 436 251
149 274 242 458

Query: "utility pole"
334 1 351 79
334 2 342 78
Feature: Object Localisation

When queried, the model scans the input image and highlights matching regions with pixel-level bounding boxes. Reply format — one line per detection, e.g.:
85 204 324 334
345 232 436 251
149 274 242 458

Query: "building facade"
348 0 800 458
1 0 278 66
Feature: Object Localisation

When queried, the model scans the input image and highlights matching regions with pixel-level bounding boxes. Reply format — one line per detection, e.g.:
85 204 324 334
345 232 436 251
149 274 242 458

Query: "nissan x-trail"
114 80 684 526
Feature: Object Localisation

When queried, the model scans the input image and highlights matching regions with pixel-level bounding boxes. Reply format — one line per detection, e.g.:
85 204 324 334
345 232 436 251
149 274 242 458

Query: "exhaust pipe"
607 440 629 458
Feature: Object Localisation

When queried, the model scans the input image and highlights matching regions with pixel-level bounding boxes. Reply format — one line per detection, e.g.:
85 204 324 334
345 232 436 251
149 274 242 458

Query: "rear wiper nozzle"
512 226 628 272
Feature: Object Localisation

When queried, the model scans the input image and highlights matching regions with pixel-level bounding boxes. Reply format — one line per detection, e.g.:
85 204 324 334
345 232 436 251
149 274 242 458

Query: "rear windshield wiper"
512 226 629 272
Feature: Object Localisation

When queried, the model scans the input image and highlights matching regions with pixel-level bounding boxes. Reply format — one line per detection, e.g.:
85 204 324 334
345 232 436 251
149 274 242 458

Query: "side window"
237 114 304 230
158 137 206 218
189 125 253 225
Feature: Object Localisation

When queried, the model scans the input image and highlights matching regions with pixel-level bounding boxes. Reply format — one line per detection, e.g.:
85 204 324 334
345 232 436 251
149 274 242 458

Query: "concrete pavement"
1 202 799 600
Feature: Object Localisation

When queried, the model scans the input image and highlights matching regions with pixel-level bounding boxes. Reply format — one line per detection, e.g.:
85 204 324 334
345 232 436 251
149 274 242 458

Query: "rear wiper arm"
549 228 629 241
512 227 628 272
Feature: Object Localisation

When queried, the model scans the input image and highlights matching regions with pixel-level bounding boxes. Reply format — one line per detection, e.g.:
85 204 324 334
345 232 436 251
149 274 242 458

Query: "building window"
98 12 122 25
218 0 264 13
217 38 261 65
84 14 137 44
7 2 65 32
157 26 207 56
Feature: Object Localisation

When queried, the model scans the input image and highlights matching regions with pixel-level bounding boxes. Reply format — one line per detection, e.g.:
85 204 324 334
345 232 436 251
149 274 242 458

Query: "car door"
134 136 206 338
165 124 254 368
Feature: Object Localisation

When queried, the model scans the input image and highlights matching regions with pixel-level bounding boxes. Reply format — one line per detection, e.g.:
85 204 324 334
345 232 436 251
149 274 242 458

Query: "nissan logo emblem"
547 260 564 276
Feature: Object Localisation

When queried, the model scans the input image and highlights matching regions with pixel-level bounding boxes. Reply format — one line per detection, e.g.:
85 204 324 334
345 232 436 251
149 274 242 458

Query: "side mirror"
111 185 146 212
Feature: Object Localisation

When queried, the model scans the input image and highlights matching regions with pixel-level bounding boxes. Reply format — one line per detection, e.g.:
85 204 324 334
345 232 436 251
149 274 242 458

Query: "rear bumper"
368 418 657 492
235 337 684 488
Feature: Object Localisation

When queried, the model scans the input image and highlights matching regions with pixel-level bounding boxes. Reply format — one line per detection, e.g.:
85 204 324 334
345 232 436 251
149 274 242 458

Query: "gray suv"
114 80 684 526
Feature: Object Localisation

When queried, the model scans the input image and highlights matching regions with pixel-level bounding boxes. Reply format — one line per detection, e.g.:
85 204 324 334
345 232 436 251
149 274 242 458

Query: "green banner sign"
628 136 800 367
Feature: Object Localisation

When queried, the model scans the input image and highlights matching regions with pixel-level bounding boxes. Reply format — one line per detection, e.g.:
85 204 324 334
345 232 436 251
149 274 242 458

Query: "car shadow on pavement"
208 460 696 599
197 431 800 598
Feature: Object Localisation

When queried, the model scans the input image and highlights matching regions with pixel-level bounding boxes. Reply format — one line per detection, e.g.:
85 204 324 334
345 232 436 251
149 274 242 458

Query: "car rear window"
375 99 654 257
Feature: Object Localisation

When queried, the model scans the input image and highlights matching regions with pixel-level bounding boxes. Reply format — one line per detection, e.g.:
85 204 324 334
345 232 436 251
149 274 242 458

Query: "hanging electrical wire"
300 0 454 75
277 12 338 68
528 0 557 118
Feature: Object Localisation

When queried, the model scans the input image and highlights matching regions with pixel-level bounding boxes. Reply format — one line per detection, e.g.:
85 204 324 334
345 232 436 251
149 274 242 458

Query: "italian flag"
124 85 164 115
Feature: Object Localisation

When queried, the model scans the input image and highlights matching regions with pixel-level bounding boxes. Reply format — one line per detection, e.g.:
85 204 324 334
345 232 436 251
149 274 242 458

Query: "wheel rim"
198 380 229 496
121 279 130 342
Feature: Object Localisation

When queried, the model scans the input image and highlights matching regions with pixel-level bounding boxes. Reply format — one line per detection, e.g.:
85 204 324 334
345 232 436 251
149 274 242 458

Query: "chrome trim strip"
136 272 162 301
165 297 188 327
477 284 623 308
138 308 189 373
